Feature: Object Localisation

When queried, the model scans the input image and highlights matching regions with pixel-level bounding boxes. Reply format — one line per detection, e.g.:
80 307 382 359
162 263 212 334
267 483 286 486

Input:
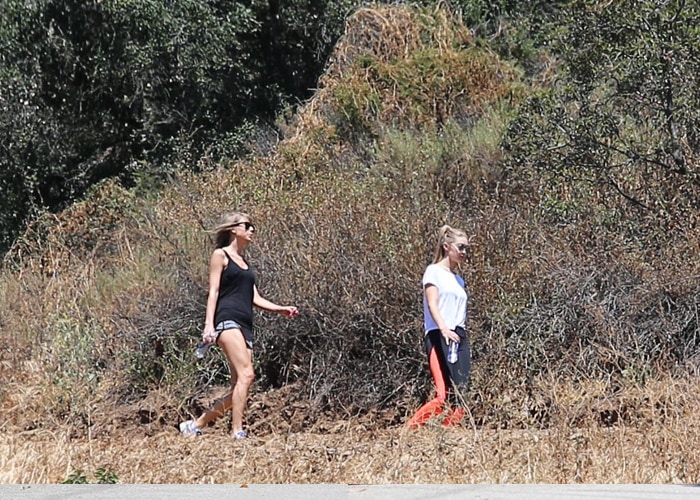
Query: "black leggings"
425 326 471 405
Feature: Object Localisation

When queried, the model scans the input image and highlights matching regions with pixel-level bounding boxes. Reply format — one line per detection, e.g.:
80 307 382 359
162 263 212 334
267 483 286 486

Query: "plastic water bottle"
194 342 211 359
447 341 458 364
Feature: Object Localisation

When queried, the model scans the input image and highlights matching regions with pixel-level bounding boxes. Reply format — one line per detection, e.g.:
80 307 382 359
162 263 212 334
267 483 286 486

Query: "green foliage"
333 78 379 137
94 468 119 484
63 470 88 484
504 0 700 229
64 468 118 484
122 323 208 398
374 106 514 204
250 0 359 103
442 0 566 76
326 6 519 140
0 0 359 253
43 314 105 420
0 0 260 250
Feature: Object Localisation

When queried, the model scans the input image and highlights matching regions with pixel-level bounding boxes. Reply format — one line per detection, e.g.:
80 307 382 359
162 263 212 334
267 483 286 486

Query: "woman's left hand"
279 306 299 318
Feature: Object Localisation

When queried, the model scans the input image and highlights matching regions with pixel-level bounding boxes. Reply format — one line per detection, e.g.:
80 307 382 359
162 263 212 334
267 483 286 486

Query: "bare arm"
253 285 298 317
425 284 460 343
203 249 225 343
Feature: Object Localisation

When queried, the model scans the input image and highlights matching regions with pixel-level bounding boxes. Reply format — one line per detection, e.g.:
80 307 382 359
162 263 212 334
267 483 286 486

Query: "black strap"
221 249 234 265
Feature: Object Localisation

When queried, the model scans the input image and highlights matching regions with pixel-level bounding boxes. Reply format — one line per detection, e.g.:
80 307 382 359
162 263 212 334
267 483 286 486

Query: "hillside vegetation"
1 2 699 484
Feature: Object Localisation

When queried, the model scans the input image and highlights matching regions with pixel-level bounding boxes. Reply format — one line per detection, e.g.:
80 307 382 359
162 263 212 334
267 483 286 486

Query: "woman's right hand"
441 328 460 344
203 325 217 344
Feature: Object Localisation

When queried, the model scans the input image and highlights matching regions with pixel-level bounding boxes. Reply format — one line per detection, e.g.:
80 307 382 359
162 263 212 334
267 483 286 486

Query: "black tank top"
214 250 256 335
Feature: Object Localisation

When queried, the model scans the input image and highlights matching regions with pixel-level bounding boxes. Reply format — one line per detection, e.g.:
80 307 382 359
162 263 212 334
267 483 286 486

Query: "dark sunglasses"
232 221 256 231
452 243 469 253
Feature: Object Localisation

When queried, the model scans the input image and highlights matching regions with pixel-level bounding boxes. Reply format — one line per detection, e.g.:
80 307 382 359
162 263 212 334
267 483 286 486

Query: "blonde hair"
211 212 252 248
432 224 467 263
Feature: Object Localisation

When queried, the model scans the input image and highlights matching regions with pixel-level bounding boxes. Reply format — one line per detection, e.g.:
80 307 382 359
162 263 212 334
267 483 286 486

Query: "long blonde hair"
432 224 467 263
211 212 252 248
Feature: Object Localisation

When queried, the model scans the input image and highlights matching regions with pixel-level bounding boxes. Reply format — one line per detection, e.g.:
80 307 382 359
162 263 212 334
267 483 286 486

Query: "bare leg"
194 328 253 434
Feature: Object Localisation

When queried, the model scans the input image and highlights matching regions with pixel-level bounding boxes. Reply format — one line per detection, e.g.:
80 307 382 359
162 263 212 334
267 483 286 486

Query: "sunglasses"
452 243 469 253
232 221 256 231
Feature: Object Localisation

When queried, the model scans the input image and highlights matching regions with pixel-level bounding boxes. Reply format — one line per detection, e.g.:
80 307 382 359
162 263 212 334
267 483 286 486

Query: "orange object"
407 346 448 428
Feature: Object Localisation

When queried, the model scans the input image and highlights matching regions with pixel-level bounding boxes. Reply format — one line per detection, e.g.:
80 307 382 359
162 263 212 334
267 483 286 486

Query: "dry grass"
2 373 699 484
2 377 699 484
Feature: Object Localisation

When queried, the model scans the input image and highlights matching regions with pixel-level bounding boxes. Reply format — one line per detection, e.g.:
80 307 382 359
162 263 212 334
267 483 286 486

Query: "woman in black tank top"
179 212 299 439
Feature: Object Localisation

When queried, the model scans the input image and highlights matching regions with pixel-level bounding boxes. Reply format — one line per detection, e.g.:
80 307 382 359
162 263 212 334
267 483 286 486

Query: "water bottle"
447 341 458 364
194 342 212 359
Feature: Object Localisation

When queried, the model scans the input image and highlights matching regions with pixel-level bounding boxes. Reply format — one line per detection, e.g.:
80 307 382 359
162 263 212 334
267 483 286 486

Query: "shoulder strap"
220 249 233 266
220 249 250 271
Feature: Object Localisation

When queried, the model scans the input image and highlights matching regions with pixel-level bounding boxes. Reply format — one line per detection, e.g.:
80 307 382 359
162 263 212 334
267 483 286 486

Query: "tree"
252 0 358 104
503 0 700 224
0 0 359 253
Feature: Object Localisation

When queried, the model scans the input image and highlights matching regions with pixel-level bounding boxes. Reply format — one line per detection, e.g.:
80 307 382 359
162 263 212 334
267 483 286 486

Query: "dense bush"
504 0 700 228
494 0 700 401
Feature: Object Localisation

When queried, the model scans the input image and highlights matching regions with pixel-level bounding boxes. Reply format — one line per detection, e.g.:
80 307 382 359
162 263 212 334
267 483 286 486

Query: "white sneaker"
179 420 202 437
232 430 248 439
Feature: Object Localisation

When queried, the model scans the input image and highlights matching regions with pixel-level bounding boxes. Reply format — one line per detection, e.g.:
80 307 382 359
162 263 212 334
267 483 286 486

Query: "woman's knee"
236 367 255 387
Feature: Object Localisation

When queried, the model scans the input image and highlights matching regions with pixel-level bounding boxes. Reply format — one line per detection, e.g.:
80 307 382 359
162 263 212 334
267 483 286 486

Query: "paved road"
2 484 699 499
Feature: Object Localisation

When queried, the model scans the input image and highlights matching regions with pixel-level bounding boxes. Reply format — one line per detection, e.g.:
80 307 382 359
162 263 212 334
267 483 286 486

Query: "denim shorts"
215 320 253 349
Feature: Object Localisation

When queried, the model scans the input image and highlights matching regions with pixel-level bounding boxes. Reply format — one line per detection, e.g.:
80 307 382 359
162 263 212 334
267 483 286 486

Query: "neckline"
435 263 456 274
223 249 249 270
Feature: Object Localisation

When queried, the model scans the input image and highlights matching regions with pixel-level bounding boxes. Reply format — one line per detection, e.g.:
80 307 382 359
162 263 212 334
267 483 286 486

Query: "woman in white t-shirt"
407 224 471 428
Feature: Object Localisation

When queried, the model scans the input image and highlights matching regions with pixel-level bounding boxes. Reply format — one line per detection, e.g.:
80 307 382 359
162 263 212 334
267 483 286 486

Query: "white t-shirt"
422 263 468 334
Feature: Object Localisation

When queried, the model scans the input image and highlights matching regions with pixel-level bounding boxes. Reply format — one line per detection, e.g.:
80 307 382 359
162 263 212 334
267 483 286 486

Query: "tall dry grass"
1 376 698 483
